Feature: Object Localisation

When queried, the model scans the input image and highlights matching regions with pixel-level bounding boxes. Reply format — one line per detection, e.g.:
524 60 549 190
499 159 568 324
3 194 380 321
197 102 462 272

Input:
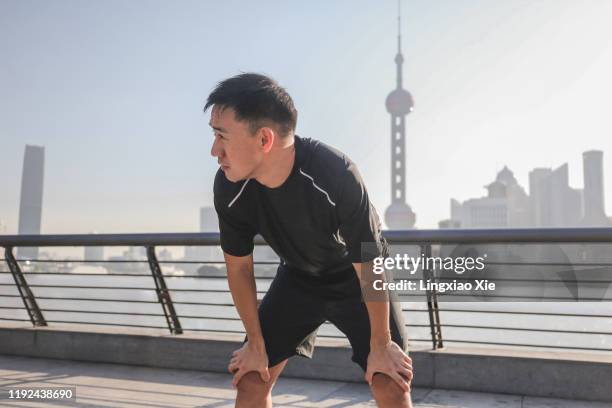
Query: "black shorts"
246 264 408 372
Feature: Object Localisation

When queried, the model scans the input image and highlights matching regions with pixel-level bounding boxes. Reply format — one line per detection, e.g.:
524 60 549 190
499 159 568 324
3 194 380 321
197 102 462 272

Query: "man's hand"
228 341 271 388
365 341 413 392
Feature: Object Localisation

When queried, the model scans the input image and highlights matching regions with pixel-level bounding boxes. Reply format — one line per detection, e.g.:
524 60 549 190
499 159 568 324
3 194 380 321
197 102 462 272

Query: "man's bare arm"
224 252 265 351
224 252 271 386
353 261 412 391
352 262 391 346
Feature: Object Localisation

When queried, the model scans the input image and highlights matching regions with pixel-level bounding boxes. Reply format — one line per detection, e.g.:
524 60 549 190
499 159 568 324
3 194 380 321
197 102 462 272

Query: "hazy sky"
2 0 612 236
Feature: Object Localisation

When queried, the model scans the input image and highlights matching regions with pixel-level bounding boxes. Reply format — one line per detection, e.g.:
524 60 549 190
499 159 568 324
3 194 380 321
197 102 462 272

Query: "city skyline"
445 149 611 229
2 0 612 236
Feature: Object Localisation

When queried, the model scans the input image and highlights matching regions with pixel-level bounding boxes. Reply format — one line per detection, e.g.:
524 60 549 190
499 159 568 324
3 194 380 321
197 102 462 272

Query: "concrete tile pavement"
0 355 610 408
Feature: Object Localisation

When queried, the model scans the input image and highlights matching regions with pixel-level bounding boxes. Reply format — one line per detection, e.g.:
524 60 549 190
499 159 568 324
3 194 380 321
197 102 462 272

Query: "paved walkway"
0 355 610 407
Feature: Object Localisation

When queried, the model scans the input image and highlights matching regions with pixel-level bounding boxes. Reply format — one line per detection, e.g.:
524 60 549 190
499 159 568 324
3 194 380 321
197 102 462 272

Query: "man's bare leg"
235 359 288 408
370 372 412 408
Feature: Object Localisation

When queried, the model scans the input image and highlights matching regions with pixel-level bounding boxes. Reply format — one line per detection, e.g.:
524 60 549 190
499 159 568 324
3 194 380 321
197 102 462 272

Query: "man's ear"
259 127 275 153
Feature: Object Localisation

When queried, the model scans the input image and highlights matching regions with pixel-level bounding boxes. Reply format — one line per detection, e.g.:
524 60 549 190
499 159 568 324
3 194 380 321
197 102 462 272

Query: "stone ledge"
0 323 610 402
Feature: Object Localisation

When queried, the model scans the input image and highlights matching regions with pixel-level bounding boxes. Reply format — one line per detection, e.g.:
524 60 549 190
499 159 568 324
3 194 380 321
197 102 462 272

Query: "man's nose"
210 138 221 158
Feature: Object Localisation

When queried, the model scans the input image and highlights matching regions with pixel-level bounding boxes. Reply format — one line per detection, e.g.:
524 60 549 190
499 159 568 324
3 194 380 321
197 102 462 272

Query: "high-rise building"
529 164 582 227
84 232 104 264
529 167 553 227
384 4 416 229
17 145 45 260
199 206 218 233
582 150 608 225
185 206 222 264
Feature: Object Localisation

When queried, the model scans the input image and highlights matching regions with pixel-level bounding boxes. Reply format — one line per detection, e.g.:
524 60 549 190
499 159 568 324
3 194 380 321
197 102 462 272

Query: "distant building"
449 166 530 228
529 164 582 227
582 150 609 226
83 232 104 264
84 247 104 263
185 206 221 264
17 145 45 260
199 206 218 233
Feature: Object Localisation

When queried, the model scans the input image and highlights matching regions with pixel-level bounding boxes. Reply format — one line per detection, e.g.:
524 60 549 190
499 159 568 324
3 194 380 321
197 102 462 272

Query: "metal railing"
1 228 612 353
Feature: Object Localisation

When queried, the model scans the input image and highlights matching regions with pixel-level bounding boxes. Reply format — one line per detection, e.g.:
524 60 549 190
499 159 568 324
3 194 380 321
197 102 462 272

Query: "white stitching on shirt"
228 179 250 208
299 168 336 207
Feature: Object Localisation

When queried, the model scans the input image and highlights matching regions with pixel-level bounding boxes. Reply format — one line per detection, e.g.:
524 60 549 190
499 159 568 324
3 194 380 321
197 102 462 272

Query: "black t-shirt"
213 135 388 282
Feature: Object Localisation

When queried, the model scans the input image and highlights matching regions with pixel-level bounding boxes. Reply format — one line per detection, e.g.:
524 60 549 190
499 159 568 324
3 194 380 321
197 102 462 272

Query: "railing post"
146 246 183 334
421 243 443 349
4 247 47 327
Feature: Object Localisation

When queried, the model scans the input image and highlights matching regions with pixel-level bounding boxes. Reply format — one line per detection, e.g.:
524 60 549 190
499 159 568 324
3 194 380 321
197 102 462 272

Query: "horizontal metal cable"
175 327 244 334
425 308 612 318
0 283 267 294
398 292 607 301
482 261 612 267
43 309 165 317
394 276 612 284
428 338 612 352
0 283 155 290
434 324 612 336
0 294 158 303
173 301 235 306
44 320 169 329
0 271 154 277
0 271 274 280
12 259 279 265
178 315 240 321
0 317 30 322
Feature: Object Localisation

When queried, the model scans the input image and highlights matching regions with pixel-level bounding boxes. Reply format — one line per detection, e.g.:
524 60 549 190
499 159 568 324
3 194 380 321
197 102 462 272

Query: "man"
207 73 413 408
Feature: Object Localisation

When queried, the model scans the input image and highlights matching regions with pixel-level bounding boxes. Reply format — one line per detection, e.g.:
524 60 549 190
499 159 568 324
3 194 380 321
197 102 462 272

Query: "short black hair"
204 73 297 137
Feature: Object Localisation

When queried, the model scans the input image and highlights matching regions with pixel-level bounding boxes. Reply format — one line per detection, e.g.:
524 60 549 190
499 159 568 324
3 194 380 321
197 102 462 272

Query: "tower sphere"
384 202 416 229
385 88 414 115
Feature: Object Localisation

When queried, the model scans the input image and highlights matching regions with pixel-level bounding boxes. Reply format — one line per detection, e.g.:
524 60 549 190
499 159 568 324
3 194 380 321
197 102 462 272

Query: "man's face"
209 106 262 182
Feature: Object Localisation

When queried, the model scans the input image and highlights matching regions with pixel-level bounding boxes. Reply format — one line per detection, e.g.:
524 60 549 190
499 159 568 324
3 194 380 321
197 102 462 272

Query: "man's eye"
215 133 225 140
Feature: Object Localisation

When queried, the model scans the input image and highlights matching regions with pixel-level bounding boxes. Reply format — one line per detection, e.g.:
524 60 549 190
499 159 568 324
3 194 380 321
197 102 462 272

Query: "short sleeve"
213 173 256 257
336 163 388 263
214 199 256 257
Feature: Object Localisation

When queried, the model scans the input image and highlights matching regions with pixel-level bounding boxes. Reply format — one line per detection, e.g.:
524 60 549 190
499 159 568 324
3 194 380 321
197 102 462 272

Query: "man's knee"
236 371 273 399
370 373 411 407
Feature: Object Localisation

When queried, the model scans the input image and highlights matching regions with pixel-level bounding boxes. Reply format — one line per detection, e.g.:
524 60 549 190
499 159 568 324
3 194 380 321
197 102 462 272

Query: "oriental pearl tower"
384 3 416 229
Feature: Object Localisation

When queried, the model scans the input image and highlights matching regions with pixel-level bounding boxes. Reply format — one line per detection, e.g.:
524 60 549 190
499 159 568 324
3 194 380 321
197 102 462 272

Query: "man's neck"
255 137 296 188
